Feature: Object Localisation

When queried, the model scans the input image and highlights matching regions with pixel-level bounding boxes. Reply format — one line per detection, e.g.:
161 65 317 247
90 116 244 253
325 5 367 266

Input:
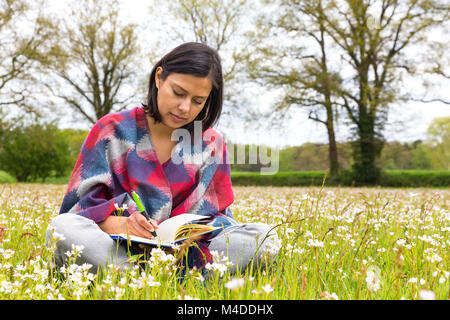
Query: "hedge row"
230 170 450 188
378 170 450 188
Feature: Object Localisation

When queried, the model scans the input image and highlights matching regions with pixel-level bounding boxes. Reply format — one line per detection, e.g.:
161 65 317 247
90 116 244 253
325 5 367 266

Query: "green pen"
131 191 157 237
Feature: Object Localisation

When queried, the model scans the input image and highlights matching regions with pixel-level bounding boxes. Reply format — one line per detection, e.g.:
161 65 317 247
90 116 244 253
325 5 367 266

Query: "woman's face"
155 66 212 129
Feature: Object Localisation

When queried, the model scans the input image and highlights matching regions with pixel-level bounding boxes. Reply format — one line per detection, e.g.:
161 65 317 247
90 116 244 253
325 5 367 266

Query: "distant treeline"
229 140 441 172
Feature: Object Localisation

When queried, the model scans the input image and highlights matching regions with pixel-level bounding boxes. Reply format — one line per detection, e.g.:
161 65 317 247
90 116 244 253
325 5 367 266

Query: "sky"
44 0 450 148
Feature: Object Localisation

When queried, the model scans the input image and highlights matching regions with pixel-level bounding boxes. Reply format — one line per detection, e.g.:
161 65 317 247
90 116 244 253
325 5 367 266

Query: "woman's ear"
155 66 163 90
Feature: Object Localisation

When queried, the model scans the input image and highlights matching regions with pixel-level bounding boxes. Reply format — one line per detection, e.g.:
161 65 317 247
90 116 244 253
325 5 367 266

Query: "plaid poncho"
59 106 236 269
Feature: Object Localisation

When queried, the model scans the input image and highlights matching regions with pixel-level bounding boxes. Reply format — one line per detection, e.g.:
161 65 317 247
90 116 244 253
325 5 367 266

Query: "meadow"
0 183 448 300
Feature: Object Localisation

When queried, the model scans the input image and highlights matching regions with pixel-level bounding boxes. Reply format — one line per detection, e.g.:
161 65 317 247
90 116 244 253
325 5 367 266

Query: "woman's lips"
170 113 187 122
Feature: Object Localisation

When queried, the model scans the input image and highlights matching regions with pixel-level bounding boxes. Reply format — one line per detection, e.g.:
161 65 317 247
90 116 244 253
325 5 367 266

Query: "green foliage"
0 170 16 183
379 170 450 188
426 116 450 170
277 143 353 172
57 128 89 170
0 121 73 182
411 143 432 170
378 140 431 171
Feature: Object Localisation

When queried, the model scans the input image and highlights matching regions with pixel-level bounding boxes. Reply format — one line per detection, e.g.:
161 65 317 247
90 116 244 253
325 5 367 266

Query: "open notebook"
110 214 221 248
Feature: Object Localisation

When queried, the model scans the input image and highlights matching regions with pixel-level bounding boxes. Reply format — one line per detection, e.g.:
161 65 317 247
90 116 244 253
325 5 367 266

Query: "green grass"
0 184 448 300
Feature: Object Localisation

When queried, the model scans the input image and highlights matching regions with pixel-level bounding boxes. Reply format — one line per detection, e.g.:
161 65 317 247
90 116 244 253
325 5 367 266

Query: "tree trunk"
352 112 381 185
325 106 339 177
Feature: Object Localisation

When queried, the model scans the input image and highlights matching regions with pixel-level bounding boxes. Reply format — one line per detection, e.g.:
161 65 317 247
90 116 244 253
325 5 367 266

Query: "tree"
411 141 431 170
43 0 142 124
246 0 344 177
378 140 432 170
0 0 57 115
57 128 89 170
328 0 448 183
152 0 254 123
408 41 450 105
378 141 412 169
0 120 72 181
426 116 450 170
277 142 354 171
261 0 448 184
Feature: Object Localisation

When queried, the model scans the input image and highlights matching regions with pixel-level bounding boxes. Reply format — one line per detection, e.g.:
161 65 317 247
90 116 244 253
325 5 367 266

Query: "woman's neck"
146 115 175 141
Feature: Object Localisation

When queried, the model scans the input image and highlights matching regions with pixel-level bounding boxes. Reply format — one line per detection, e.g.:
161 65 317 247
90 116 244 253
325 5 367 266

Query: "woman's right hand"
126 212 158 239
98 213 158 239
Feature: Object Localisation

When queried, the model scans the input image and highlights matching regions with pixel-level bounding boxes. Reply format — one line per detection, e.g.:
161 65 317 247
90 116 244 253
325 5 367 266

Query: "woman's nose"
178 98 191 112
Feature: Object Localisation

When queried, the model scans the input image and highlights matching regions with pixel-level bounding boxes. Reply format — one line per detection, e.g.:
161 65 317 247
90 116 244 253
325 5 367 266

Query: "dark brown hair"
142 42 224 133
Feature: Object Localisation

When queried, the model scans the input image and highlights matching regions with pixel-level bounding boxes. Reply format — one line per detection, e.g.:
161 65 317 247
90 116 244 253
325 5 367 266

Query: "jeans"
45 213 279 275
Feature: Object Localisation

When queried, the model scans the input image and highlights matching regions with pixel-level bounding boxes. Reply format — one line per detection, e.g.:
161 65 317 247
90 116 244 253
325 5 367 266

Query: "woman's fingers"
148 218 159 230
136 213 155 231
128 213 155 238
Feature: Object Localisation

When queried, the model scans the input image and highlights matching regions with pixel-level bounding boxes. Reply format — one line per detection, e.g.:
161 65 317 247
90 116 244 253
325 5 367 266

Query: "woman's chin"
162 118 187 130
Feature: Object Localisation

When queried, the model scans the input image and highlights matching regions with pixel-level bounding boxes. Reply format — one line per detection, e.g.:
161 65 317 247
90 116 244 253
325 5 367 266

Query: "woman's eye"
173 89 202 105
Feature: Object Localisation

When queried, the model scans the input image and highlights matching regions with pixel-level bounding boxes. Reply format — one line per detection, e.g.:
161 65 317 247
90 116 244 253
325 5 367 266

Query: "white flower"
0 249 15 260
205 262 229 277
196 275 205 282
129 272 160 289
179 295 199 300
109 286 125 299
286 243 305 254
205 251 233 277
419 289 435 300
265 237 282 255
52 231 66 242
307 239 324 248
408 277 418 283
366 270 381 292
426 253 442 263
65 244 85 258
396 238 406 247
148 248 176 264
225 278 245 290
321 291 339 300
261 284 273 293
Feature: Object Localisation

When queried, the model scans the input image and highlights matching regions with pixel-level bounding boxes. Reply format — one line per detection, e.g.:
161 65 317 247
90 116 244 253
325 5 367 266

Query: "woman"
46 42 279 276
